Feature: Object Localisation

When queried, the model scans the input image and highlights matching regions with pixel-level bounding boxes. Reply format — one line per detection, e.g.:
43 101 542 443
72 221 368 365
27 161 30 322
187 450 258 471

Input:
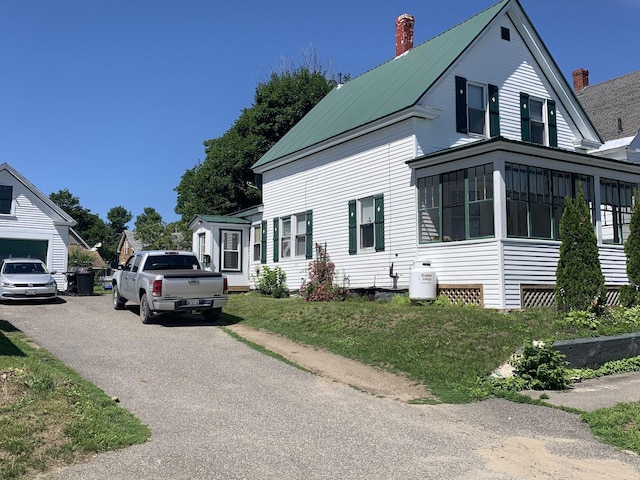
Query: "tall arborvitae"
555 185 605 311
622 190 640 306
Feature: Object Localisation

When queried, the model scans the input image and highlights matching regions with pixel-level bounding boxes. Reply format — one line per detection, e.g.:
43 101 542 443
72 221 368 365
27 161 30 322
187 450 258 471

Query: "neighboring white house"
0 162 76 290
193 0 640 309
189 207 262 292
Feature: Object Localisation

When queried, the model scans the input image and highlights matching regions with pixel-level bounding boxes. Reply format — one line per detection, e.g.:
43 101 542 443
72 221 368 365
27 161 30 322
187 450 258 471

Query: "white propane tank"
409 260 437 300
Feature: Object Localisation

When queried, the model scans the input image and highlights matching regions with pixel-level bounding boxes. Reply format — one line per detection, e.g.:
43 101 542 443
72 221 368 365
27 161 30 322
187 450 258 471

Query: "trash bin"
66 267 95 295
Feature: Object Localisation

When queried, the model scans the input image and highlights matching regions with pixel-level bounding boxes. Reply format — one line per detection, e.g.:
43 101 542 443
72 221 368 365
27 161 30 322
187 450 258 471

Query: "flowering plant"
300 243 349 302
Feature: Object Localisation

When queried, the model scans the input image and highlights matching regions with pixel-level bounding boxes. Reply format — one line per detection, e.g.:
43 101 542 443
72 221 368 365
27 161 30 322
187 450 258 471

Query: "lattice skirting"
521 285 621 309
437 284 483 307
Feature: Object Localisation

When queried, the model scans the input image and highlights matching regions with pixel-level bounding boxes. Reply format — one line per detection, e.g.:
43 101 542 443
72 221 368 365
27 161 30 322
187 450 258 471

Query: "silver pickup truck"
112 250 227 324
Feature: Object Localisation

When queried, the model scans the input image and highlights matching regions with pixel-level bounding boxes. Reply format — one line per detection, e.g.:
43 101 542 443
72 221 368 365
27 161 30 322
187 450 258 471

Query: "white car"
0 258 58 302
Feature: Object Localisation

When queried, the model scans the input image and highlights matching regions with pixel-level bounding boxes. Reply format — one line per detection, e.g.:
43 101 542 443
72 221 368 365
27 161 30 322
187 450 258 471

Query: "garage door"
0 239 48 262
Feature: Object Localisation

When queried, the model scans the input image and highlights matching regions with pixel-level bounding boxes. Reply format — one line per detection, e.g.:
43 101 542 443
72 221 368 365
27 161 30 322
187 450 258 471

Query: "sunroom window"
418 163 494 243
601 178 635 244
506 163 594 240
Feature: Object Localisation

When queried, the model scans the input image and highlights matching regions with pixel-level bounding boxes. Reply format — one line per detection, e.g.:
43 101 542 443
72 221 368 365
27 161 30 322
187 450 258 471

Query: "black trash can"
66 267 95 295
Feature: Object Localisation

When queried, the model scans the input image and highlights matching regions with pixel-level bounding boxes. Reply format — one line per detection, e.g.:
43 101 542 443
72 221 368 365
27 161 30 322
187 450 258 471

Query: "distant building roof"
576 70 640 141
118 229 143 253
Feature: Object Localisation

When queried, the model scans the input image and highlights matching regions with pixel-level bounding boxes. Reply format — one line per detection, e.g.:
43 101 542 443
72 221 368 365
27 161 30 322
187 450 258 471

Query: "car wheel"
113 285 126 310
140 294 154 324
202 308 221 322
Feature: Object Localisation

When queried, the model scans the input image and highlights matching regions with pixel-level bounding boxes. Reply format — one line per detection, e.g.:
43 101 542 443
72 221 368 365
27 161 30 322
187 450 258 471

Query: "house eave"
253 105 441 174
406 137 640 175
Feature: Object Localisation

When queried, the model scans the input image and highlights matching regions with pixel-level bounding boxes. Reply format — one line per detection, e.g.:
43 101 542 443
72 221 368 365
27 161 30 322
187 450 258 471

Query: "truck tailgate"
159 270 224 298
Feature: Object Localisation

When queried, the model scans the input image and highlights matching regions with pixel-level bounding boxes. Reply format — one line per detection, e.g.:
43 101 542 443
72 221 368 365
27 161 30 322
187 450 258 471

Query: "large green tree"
555 186 605 311
50 190 133 265
175 63 337 221
133 207 192 251
50 188 107 249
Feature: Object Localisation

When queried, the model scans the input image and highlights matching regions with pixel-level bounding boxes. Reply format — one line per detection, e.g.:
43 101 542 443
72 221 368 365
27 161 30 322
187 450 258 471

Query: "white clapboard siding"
262 121 420 291
599 245 628 285
416 240 502 307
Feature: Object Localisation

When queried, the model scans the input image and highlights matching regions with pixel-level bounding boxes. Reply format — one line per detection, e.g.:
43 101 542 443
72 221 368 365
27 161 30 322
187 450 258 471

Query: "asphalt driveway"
2 295 640 479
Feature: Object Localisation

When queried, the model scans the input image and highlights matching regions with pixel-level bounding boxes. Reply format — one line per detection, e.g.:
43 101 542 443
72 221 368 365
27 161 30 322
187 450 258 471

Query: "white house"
0 163 76 290
189 207 262 292
194 0 640 309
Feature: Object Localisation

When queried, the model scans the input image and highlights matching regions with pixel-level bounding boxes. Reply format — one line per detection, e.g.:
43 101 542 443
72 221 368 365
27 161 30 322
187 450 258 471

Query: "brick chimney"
395 14 415 57
572 68 589 92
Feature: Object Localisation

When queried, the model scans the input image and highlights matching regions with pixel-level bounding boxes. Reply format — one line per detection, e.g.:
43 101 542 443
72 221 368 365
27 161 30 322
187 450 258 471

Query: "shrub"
256 266 288 298
622 191 640 307
300 244 349 302
555 185 605 312
511 340 570 390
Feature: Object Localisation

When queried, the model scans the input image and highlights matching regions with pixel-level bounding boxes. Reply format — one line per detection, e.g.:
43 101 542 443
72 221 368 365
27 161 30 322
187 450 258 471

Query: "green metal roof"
195 215 251 225
253 0 510 171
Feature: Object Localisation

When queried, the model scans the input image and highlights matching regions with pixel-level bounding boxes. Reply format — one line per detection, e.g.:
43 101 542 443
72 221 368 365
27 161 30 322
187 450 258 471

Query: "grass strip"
0 320 150 479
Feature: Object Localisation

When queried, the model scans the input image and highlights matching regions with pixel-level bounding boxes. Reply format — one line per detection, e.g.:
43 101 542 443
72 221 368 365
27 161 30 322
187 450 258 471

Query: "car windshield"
3 262 47 275
143 255 201 271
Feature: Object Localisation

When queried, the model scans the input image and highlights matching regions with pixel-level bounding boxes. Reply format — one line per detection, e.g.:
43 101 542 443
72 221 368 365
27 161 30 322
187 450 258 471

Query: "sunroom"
407 137 640 310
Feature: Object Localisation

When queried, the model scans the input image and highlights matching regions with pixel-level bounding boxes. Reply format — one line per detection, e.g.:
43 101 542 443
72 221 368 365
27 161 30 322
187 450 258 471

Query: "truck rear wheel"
202 308 221 322
140 295 154 324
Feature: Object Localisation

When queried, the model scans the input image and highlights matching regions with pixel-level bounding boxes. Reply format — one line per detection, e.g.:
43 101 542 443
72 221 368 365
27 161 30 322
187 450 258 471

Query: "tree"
107 206 132 234
49 188 107 249
622 190 640 306
175 59 337 221
134 207 167 250
555 185 605 311
100 206 133 265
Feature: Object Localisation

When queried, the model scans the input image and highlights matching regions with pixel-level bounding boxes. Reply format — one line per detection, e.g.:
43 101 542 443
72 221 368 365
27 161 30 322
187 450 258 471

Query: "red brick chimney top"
573 68 589 92
395 14 415 57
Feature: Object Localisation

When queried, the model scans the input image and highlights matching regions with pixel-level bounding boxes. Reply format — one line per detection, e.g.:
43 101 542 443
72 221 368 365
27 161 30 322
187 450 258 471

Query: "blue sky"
1 0 638 227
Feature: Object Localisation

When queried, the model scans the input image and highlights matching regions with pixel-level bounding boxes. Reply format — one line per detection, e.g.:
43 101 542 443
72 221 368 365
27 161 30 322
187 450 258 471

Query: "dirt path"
226 323 436 403
226 324 640 479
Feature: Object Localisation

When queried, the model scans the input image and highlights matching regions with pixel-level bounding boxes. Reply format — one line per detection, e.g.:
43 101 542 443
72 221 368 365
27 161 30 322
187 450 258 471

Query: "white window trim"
359 197 375 250
220 230 241 272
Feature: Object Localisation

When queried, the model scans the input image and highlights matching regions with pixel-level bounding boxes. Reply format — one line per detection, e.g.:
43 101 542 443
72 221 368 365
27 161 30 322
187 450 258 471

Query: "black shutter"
488 84 500 137
374 194 385 252
455 76 468 134
547 99 557 147
348 200 357 254
520 92 530 142
272 217 279 262
305 210 313 259
260 220 267 264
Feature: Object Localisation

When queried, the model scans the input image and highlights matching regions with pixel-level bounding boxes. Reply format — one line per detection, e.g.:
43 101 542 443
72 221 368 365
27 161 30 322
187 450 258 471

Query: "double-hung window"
360 197 375 248
467 84 486 135
253 224 261 262
455 76 500 137
520 93 557 147
274 212 313 261
295 214 307 256
198 233 206 264
348 195 384 253
281 217 292 258
220 230 241 271
0 185 12 214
